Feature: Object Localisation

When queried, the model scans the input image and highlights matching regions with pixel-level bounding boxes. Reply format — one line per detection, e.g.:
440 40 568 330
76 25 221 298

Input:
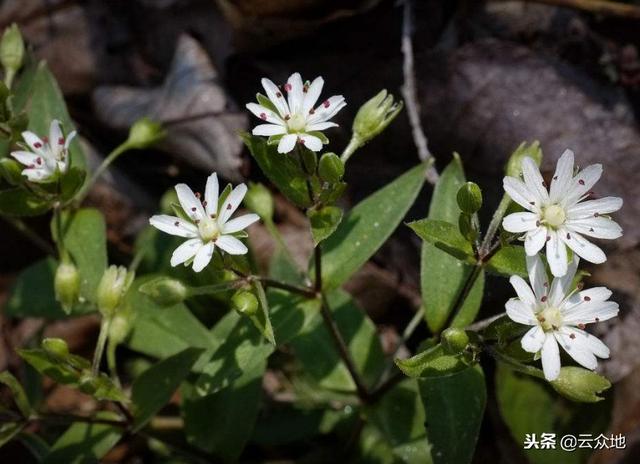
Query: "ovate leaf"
308 205 343 246
486 245 527 277
409 219 473 262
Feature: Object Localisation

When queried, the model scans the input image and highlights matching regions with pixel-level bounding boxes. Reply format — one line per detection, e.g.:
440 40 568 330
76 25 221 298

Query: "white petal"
306 121 338 131
502 212 539 233
49 120 63 158
252 124 287 137
216 235 248 255
524 226 547 256
303 76 324 114
22 168 52 182
563 327 610 358
541 334 561 381
192 242 215 272
566 217 623 240
566 196 623 218
549 149 574 203
11 150 40 166
204 173 219 217
223 213 260 234
22 131 46 155
560 230 606 264
64 130 77 150
149 215 198 238
554 330 597 370
577 286 612 303
261 78 290 117
521 157 549 204
175 184 205 220
170 238 202 267
563 163 603 207
548 255 579 306
298 134 323 152
246 102 285 125
286 72 304 114
505 298 537 325
308 95 346 124
521 326 545 353
503 176 538 212
562 300 619 325
277 134 297 154
526 254 549 300
546 231 568 277
509 276 537 307
220 183 247 224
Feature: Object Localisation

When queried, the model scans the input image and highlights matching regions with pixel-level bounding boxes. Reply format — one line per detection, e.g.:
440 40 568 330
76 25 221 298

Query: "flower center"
542 204 566 228
287 113 307 132
537 306 563 332
198 217 220 242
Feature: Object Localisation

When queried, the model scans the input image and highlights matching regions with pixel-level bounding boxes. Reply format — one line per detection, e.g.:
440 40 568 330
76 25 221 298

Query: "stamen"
195 192 201 199
541 296 547 302
226 204 232 210
285 115 291 121
323 100 330 108
595 317 600 322
298 138 305 145
589 227 594 232
546 236 551 242
174 221 179 226
543 282 549 287
58 137 65 145
566 232 571 239
284 83 292 92
259 113 267 120
309 108 315 115
594 212 600 217
576 282 584 290
210 213 217 218
541 181 546 187
529 201 535 205
569 333 576 339
36 157 42 165
42 136 49 143
578 323 586 329
536 220 541 227
28 164 35 168
303 83 309 93
195 219 200 224
584 296 591 301
553 176 558 180
191 207 197 212
34 142 42 148
578 179 585 185
203 201 207 207
276 91 282 98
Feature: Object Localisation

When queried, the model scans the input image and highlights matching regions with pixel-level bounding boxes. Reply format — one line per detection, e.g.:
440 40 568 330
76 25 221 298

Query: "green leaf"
0 187 51 216
319 163 428 290
366 380 432 464
60 167 86 202
131 347 203 433
0 422 24 449
17 432 51 461
290 290 385 392
396 344 470 378
249 280 276 345
308 205 343 246
270 290 320 346
242 133 311 208
61 208 108 303
486 245 527 277
418 365 486 464
42 413 122 464
409 219 473 262
0 371 32 417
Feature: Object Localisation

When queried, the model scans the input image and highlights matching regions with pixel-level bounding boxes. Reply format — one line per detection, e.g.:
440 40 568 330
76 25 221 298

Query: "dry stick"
401 0 439 185
498 0 640 19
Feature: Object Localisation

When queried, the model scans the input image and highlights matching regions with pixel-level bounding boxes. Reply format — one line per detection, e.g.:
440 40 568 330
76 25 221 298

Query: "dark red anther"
203 201 207 207
594 212 600 217
584 296 591 301
191 207 197 212
195 192 201 199
226 204 232 210
259 113 267 120
309 108 315 115
34 142 42 148
569 333 576 339
589 227 594 232
195 219 200 224
210 213 217 218
541 296 547 302
58 137 65 145
566 233 571 239
284 83 292 92
553 176 558 180
529 201 535 205
298 138 305 145
536 220 541 227
595 317 600 322
323 100 330 108
36 157 42 165
578 323 586 329
285 115 291 121
578 179 585 185
546 236 551 242
174 221 179 226
276 91 282 98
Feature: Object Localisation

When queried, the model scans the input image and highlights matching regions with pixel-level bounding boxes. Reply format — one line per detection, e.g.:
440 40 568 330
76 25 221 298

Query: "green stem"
340 137 361 164
76 143 131 203
91 318 112 377
479 193 511 256
106 338 120 388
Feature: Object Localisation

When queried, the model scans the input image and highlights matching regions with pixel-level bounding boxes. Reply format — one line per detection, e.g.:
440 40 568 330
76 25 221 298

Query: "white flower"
246 72 346 154
149 173 259 272
502 149 623 277
10 120 77 183
506 255 618 381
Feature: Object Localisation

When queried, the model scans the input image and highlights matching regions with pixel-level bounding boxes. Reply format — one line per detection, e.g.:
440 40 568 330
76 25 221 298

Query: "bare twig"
401 0 439 185
493 0 640 19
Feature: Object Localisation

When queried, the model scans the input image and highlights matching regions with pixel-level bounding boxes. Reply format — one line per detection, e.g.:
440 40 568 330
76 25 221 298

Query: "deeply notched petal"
216 235 248 255
502 211 538 233
149 215 198 238
193 242 215 272
541 334 561 380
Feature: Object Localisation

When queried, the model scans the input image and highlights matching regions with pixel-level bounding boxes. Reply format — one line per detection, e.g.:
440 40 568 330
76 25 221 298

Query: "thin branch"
401 0 439 184
495 0 640 19
256 276 316 298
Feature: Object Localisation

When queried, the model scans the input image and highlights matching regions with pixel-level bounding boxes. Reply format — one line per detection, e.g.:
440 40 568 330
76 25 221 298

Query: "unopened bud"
244 182 274 220
0 157 24 185
78 371 98 395
456 182 482 214
441 328 470 355
126 118 165 149
231 290 259 316
42 338 69 358
54 262 80 313
96 265 134 316
318 152 344 183
0 24 24 87
550 366 611 403
139 276 188 307
352 89 403 146
108 311 133 345
505 141 542 178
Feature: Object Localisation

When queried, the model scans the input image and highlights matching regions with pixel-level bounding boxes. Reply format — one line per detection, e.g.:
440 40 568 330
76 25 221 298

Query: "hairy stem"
479 193 511 256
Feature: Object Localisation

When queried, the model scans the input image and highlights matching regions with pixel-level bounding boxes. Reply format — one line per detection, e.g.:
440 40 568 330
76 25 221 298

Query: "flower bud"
244 182 274 220
352 90 403 146
108 311 133 345
505 141 542 178
96 265 134 317
231 290 259 316
54 261 80 313
0 157 24 185
441 328 470 355
78 371 98 395
550 366 611 403
456 182 482 214
139 276 188 307
126 118 165 149
0 24 24 87
42 338 69 358
318 152 344 183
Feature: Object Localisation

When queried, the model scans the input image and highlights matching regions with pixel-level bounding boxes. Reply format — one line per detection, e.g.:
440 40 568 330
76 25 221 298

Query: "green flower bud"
96 265 134 317
505 141 542 178
42 337 69 358
441 328 470 355
456 182 482 214
0 24 25 87
231 290 259 316
550 367 611 403
352 90 403 146
78 371 98 395
0 157 24 185
244 182 274 220
54 262 80 313
126 117 165 149
318 152 344 183
108 311 133 345
139 276 188 307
